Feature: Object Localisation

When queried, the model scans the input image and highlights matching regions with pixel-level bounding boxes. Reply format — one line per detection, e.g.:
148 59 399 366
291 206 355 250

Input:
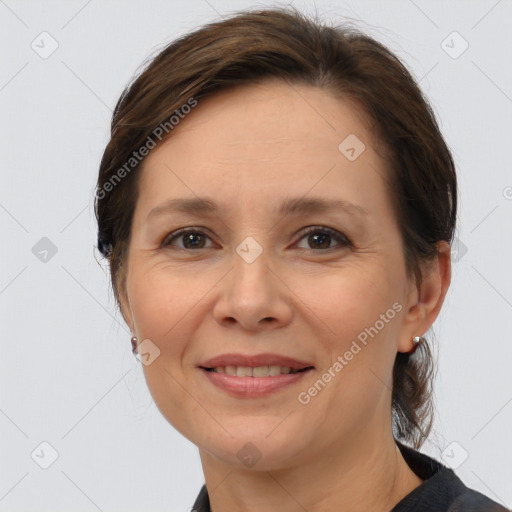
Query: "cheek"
298 261 402 351
126 263 200 391
126 265 206 436
299 260 403 411
296 266 402 433
128 261 204 339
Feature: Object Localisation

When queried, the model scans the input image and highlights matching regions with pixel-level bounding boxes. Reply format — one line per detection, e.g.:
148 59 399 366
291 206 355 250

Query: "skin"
119 79 451 512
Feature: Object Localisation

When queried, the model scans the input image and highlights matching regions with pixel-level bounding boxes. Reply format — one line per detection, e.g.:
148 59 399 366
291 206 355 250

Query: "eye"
295 226 352 251
160 226 352 252
160 228 214 250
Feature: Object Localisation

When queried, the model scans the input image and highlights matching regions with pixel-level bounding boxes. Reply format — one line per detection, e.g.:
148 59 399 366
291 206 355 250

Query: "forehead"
135 80 389 218
161 79 373 150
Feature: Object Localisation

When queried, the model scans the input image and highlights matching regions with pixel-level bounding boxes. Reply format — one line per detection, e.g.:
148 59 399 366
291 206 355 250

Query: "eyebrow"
145 196 369 222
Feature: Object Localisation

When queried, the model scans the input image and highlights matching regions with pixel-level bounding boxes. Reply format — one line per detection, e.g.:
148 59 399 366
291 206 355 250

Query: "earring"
131 336 138 355
409 335 425 354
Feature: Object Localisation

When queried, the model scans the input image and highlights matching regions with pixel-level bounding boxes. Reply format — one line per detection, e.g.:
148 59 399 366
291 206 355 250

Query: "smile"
202 365 313 376
198 365 314 397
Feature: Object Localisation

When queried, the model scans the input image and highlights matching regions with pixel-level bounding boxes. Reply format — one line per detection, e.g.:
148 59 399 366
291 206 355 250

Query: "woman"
95 7 508 512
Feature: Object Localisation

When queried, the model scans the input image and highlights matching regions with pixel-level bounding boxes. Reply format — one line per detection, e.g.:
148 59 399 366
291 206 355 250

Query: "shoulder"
191 484 210 512
394 441 509 512
447 488 510 512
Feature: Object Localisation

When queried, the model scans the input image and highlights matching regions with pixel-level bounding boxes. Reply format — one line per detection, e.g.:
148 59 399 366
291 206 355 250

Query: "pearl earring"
131 336 138 355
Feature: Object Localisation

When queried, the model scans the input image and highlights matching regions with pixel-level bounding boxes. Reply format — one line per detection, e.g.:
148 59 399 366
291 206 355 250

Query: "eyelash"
160 226 352 252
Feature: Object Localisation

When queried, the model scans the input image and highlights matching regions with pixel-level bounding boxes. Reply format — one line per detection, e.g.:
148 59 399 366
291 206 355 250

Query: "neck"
199 425 423 512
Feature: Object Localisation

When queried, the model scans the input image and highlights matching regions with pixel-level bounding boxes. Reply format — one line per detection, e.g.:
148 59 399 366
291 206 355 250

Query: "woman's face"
121 80 428 469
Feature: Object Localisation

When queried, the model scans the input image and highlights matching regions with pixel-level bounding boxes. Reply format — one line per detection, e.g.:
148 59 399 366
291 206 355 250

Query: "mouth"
197 353 315 397
197 352 315 375
199 365 314 376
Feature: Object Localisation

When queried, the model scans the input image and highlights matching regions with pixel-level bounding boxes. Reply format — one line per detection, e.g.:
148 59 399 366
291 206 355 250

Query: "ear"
119 290 136 335
116 265 136 335
397 241 452 353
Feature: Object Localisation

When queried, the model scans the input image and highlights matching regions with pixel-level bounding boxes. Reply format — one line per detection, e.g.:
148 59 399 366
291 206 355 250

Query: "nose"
212 245 293 332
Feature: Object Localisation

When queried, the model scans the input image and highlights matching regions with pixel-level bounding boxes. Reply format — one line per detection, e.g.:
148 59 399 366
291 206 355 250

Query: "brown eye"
161 229 213 250
296 226 352 251
307 232 331 249
181 232 207 249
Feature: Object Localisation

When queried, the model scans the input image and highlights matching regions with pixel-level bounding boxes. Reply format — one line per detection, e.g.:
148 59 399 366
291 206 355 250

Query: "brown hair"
95 6 457 449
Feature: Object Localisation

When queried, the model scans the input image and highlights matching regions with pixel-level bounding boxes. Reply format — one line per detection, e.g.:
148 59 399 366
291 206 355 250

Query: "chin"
194 420 314 471
201 440 305 472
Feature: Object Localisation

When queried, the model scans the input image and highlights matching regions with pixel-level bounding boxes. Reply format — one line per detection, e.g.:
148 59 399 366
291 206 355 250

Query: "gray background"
1 0 511 510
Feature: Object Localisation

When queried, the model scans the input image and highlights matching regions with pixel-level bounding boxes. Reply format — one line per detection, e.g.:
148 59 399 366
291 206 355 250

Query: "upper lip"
199 353 315 370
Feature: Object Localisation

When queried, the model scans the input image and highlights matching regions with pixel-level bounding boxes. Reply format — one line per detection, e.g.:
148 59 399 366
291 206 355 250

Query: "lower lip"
199 368 313 397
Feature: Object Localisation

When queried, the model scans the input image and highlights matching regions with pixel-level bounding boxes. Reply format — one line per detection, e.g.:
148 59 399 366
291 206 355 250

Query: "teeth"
225 366 237 376
236 366 252 377
253 366 269 377
269 365 282 376
212 365 298 376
